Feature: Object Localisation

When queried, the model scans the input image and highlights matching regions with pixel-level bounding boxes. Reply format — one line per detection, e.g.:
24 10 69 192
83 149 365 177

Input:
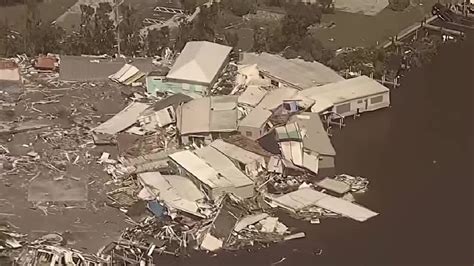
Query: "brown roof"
35 56 57 70
224 135 273 161
0 60 18 70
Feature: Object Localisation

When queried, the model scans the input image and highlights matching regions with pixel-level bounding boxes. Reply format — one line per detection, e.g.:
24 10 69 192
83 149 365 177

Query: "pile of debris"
0 40 383 263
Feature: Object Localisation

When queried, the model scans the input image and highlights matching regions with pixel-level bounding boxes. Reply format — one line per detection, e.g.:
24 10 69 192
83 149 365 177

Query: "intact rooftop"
166 41 233 85
239 52 344 89
299 75 390 104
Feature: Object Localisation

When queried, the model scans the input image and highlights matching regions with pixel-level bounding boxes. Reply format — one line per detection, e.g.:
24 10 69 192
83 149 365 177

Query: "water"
157 34 473 265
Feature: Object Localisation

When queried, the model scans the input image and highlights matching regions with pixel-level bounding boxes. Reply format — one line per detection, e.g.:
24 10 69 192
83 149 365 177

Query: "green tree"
253 23 285 53
296 35 334 63
221 0 256 16
0 20 23 56
147 26 170 56
24 0 40 54
93 3 115 55
319 0 335 14
281 3 322 47
224 29 239 47
34 24 64 54
78 4 95 54
388 0 410 11
119 5 143 56
181 0 198 12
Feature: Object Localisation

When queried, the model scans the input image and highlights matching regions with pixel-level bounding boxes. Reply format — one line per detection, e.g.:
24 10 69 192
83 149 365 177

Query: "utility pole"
114 0 124 57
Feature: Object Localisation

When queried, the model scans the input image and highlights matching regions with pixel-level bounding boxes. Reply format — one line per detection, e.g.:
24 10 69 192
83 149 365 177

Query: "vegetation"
0 0 42 6
0 2 142 57
388 0 411 11
252 2 330 62
221 0 257 17
146 27 170 57
328 47 387 78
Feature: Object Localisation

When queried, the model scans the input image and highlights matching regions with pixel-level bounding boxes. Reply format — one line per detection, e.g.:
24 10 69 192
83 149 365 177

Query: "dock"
380 16 438 49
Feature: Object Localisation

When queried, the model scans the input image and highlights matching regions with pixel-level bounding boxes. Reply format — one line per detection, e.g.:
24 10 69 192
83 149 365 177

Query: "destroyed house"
239 52 344 90
256 87 313 112
238 107 272 140
200 195 244 251
138 172 205 218
169 149 255 200
176 96 238 145
152 41 233 96
209 139 266 179
138 93 193 130
258 120 324 174
268 187 378 222
35 55 57 71
299 75 390 117
237 85 268 107
289 113 336 172
0 60 22 97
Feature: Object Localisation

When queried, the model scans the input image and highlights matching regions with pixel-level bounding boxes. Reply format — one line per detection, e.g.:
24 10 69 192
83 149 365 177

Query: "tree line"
0 0 389 78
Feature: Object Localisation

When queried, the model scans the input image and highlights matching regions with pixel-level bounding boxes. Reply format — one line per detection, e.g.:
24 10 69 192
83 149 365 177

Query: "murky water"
158 34 473 265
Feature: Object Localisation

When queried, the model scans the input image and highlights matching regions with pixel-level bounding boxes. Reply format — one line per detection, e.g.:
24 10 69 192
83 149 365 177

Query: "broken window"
238 161 246 171
335 103 351 114
270 79 279 87
370 95 383 104
166 107 175 120
246 131 252 137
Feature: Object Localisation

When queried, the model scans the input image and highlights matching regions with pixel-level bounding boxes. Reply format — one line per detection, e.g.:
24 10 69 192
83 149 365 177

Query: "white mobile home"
169 149 255 200
299 75 390 117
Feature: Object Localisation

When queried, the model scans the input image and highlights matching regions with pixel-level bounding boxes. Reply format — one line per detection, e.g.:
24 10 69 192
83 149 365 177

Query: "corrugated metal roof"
93 102 150 135
275 122 302 141
169 150 227 189
270 187 378 222
316 196 378 222
270 188 328 211
238 85 268 107
279 141 303 166
225 135 273 159
166 41 232 85
151 93 193 111
194 146 254 188
257 87 299 111
138 172 204 216
317 178 350 194
240 52 344 89
238 107 272 129
299 75 390 105
209 139 266 166
177 96 238 135
289 113 336 156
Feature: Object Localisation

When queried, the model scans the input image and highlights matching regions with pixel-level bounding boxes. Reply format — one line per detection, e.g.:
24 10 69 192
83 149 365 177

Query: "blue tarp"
147 200 167 218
